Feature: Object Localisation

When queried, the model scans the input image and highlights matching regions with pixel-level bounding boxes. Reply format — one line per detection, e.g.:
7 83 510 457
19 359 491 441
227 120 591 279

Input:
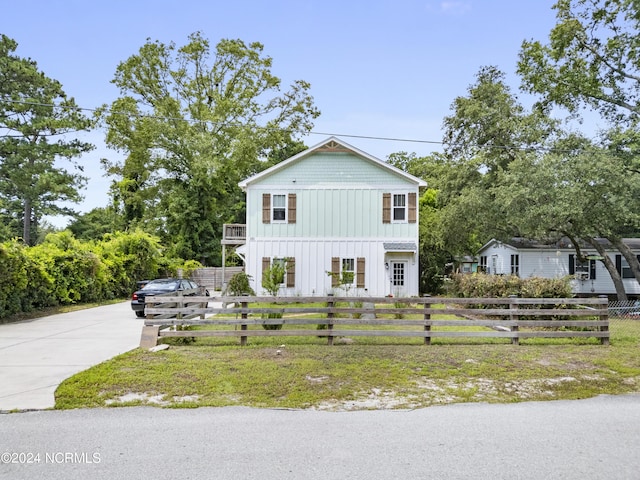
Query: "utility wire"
0 98 634 156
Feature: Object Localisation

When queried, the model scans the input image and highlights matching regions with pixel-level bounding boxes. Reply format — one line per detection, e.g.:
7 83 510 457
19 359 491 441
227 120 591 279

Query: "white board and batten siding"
478 239 640 296
239 137 426 298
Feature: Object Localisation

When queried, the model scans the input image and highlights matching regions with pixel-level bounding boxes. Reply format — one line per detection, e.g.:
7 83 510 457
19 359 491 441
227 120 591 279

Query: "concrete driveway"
0 302 142 411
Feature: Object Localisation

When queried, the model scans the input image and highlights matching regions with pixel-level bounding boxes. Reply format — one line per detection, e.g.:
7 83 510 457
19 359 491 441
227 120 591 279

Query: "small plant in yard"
394 300 408 319
224 272 255 296
261 262 286 330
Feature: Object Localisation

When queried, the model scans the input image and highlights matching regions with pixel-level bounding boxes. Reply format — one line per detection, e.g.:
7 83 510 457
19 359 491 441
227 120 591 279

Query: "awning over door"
383 242 417 252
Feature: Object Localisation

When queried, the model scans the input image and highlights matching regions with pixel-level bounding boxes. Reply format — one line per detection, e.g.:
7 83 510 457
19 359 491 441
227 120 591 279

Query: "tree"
440 66 556 252
67 206 124 241
99 33 319 264
0 35 94 245
518 0 640 127
518 0 640 298
495 133 640 300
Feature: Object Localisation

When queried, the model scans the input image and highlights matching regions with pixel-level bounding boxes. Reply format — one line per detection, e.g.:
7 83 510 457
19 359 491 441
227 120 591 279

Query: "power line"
0 98 633 156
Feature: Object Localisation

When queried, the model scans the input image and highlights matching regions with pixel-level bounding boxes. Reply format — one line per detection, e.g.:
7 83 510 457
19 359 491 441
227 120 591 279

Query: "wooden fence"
139 295 609 348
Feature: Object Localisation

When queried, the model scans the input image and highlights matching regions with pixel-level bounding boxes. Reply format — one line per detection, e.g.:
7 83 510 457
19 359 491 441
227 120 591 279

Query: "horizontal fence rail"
139 295 610 348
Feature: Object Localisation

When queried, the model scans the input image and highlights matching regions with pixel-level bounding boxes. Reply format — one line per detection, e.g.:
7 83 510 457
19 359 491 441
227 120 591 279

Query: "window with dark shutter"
286 257 295 287
408 192 417 223
382 193 391 223
356 257 365 288
262 257 270 284
262 194 271 224
288 194 296 224
331 257 340 287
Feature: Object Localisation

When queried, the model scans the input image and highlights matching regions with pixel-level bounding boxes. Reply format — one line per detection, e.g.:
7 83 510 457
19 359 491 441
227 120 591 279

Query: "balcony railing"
222 224 246 244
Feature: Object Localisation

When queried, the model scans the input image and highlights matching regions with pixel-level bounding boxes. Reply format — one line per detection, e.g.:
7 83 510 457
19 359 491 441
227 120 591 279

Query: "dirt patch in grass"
54 337 640 411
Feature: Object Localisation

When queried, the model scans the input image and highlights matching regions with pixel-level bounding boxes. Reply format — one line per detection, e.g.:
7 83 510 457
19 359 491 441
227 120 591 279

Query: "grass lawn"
55 313 640 410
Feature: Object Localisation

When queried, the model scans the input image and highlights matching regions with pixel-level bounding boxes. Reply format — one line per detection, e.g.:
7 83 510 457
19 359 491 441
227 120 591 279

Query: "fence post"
599 295 610 346
423 295 432 346
240 297 248 346
327 293 334 346
509 295 519 345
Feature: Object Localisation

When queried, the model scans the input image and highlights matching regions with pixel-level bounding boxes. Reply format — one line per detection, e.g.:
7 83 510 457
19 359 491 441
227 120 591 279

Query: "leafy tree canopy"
0 34 94 245
99 32 319 264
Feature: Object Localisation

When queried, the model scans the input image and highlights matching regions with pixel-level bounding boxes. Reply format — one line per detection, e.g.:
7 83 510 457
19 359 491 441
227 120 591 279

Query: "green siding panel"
253 152 416 187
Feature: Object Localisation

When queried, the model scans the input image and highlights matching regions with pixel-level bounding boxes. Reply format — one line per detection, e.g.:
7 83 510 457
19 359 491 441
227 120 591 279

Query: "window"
510 254 520 276
383 192 416 224
479 256 487 273
262 257 295 288
342 258 355 284
615 255 638 279
393 194 406 221
392 262 405 286
569 255 596 280
272 194 286 221
331 257 365 288
262 193 296 224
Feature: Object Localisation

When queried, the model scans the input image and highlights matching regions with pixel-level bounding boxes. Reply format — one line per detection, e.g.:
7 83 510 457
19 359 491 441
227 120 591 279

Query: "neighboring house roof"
238 136 427 189
479 237 640 253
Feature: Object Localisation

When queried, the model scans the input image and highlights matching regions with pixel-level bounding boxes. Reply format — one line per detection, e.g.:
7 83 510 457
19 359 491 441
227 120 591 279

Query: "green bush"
0 241 29 317
449 273 573 299
224 272 255 296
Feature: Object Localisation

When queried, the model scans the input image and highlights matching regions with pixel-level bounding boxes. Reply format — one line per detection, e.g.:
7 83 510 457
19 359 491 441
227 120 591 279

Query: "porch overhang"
383 242 417 253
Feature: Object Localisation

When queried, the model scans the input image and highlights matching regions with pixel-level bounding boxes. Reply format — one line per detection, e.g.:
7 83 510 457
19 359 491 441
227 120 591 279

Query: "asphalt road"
1 395 639 480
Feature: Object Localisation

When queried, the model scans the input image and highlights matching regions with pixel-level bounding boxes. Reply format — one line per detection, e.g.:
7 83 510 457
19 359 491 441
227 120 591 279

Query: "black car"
131 278 206 317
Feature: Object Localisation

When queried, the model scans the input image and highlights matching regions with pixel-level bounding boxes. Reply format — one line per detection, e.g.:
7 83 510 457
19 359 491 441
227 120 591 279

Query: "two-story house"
235 137 426 297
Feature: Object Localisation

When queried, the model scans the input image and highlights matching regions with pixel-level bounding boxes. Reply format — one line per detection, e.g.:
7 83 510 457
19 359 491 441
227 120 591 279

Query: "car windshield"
141 280 179 291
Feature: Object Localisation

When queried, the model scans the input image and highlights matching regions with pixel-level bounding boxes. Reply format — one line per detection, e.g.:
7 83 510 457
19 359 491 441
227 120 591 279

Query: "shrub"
449 273 573 299
224 272 255 296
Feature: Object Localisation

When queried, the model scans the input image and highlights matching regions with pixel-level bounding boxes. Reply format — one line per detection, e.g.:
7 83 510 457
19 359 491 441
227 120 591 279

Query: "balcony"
222 224 246 245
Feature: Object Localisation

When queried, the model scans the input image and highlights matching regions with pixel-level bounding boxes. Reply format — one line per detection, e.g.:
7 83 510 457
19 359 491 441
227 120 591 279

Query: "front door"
391 261 408 296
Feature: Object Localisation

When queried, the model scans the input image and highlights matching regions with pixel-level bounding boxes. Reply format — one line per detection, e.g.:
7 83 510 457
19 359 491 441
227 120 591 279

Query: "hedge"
0 229 202 320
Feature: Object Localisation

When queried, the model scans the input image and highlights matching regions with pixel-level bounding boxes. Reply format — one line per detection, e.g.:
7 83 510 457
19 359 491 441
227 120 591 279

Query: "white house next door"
390 261 407 296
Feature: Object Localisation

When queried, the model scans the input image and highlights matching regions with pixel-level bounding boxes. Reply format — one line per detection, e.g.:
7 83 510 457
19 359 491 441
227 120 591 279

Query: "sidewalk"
0 302 142 411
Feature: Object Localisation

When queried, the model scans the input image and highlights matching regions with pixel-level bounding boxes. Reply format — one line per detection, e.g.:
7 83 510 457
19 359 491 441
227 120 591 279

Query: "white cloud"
440 1 472 14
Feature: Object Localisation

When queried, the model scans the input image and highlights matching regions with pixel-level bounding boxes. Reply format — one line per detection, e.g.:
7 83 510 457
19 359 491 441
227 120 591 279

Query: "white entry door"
391 261 408 296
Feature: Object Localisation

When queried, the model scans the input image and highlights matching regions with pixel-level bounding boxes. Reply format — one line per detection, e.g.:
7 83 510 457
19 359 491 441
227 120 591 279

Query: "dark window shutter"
288 194 296 224
356 257 365 288
262 194 271 224
262 257 270 284
590 260 596 280
331 257 340 287
568 254 575 275
408 192 417 223
382 193 391 223
286 257 295 288
616 254 622 274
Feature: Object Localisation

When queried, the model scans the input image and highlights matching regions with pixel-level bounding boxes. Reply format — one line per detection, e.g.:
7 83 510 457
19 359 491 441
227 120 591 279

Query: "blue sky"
2 0 559 225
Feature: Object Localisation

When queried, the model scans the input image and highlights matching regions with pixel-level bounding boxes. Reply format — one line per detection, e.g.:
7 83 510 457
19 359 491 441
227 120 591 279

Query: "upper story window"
272 194 286 222
262 193 296 224
382 192 417 224
393 194 406 222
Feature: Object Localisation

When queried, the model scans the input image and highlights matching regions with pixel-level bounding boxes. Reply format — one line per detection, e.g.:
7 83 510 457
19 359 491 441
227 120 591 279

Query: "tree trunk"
23 197 31 246
610 237 640 286
585 237 627 301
